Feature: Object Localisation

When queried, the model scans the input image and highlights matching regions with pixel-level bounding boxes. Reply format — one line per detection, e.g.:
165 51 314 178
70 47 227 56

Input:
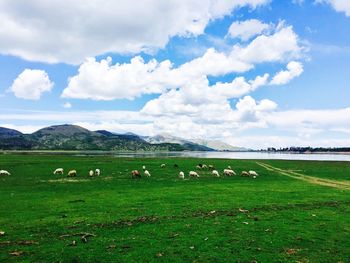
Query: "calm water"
109 151 350 161
4 151 350 161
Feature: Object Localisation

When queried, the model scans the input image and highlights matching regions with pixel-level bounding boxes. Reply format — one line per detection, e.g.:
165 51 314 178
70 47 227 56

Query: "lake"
109 151 350 161
2 150 350 161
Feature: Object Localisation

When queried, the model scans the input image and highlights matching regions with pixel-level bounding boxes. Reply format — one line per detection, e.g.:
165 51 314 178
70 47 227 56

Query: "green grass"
0 154 349 262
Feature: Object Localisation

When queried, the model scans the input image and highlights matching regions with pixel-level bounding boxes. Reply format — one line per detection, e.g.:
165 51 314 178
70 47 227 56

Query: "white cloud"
62 22 303 101
62 56 173 100
9 69 53 100
140 75 271 121
234 22 302 64
227 19 270 41
235 95 277 122
63 102 72 109
316 0 350 16
213 74 269 98
0 0 269 64
270 61 303 85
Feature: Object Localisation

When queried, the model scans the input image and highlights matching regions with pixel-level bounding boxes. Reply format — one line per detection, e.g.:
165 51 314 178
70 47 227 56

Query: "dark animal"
131 170 141 178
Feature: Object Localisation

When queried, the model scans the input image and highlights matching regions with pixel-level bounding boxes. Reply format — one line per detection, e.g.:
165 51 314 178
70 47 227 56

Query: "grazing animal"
174 164 179 168
179 171 185 179
144 170 151 177
223 169 236 176
160 164 166 168
53 168 64 175
249 170 259 177
89 170 94 177
131 170 141 178
142 165 146 170
67 170 77 177
208 165 215 170
241 171 250 177
189 171 199 178
212 170 220 177
95 169 100 176
196 165 202 170
202 164 208 169
0 170 10 176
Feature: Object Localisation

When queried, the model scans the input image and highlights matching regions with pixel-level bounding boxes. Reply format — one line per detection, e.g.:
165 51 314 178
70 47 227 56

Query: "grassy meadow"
0 153 350 262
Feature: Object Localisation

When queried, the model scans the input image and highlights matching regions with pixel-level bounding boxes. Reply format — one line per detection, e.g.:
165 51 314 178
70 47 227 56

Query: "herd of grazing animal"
132 163 259 180
52 168 100 177
1 162 259 180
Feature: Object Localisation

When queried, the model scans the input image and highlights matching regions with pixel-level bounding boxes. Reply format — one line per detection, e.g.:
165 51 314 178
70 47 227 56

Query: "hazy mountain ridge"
144 133 244 151
142 133 214 151
191 139 248 151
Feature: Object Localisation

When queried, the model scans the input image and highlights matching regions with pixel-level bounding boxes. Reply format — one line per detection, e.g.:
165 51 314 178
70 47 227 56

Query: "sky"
0 0 350 149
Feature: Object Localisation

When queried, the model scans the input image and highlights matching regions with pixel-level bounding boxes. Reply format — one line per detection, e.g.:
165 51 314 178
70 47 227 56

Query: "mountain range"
0 124 240 151
0 124 243 151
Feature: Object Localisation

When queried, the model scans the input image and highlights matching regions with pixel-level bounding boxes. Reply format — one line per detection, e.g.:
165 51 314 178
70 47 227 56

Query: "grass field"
0 154 350 262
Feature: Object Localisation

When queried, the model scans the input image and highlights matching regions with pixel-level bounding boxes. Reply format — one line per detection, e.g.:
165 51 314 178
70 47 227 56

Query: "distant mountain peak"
33 124 94 136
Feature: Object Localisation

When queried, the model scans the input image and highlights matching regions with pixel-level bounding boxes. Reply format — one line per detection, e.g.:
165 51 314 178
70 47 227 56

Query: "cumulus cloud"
62 22 303 100
270 61 303 85
235 95 277 122
9 69 53 100
0 0 269 64
62 56 174 100
316 0 350 16
213 74 270 98
234 23 302 64
140 74 271 121
227 19 271 41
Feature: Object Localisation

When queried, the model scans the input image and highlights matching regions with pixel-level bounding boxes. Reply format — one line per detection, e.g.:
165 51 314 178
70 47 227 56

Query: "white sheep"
189 171 199 178
67 170 77 177
95 169 100 176
144 170 151 177
196 165 202 170
212 170 220 177
249 170 259 177
0 170 11 176
89 170 94 177
53 168 64 175
179 171 185 179
241 171 250 177
223 169 236 176
160 164 166 168
202 164 208 169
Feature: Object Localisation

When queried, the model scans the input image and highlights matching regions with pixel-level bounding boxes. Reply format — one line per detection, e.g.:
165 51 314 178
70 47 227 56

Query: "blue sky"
0 0 349 149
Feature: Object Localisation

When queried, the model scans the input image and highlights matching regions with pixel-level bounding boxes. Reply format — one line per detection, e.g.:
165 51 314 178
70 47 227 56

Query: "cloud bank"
0 0 269 64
